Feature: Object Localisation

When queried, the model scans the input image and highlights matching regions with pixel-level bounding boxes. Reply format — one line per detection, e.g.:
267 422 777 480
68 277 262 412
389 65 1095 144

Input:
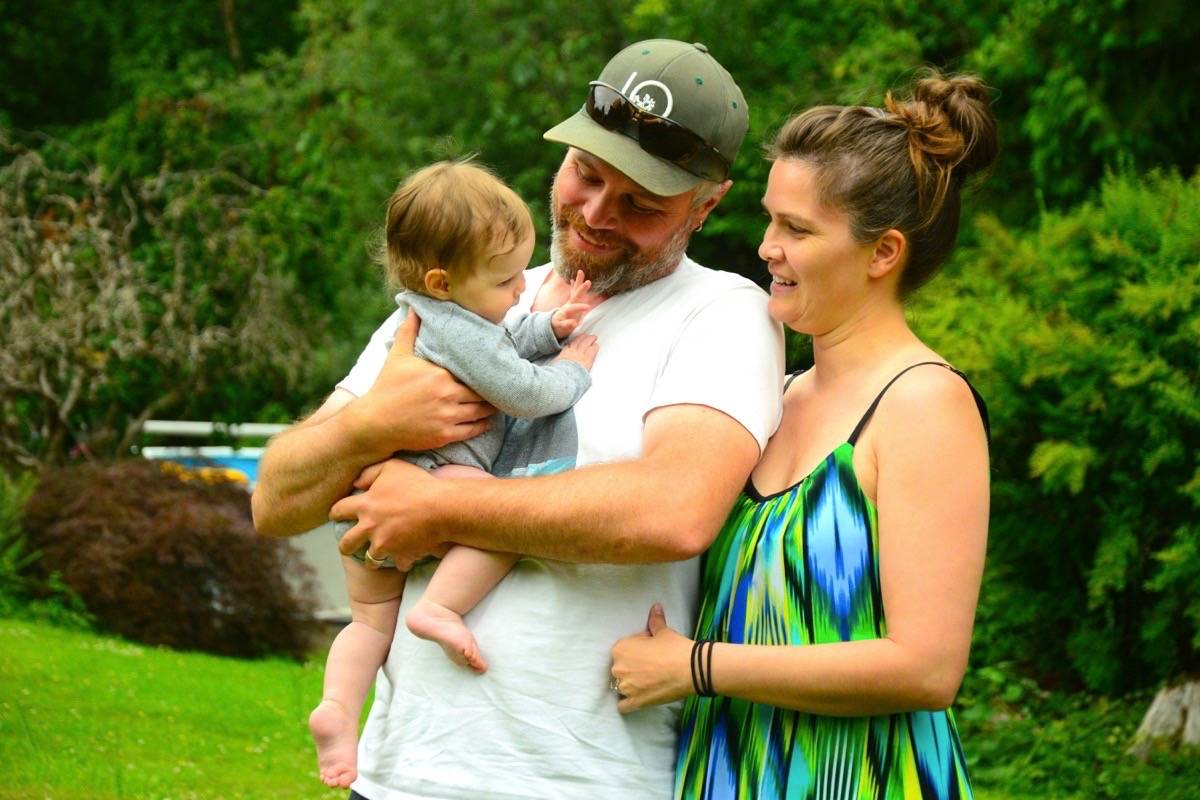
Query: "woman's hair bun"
886 69 998 180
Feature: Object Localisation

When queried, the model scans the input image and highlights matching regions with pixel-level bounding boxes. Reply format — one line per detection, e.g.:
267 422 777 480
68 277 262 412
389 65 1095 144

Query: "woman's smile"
769 273 798 293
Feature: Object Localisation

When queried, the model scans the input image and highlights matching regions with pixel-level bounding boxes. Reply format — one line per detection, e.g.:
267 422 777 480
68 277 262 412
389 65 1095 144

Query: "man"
253 39 784 799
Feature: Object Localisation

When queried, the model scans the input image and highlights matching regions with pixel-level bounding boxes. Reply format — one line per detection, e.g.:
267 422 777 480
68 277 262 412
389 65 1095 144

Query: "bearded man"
253 40 783 800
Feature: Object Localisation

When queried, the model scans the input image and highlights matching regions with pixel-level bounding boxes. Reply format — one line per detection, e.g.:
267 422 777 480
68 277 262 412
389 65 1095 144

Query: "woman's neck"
809 297 923 385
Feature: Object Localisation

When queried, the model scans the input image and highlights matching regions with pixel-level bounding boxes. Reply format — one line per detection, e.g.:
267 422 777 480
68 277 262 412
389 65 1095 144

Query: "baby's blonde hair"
380 157 534 292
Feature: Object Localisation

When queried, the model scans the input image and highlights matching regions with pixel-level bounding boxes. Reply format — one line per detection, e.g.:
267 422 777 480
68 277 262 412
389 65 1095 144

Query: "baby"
309 159 598 788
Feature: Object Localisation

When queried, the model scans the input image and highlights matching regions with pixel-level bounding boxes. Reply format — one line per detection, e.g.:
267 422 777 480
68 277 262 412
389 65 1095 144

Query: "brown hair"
768 69 998 295
380 158 534 292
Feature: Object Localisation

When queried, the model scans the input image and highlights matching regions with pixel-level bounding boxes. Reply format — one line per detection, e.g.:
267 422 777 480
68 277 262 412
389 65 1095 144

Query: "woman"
610 70 997 799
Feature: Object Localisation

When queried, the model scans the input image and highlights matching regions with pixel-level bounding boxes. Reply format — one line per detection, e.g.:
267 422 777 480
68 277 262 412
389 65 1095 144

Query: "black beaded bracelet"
705 639 716 696
690 639 716 697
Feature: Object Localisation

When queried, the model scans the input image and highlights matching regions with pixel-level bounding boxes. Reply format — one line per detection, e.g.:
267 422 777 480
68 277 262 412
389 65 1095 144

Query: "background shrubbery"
19 460 317 659
913 171 1200 694
1 0 1198 728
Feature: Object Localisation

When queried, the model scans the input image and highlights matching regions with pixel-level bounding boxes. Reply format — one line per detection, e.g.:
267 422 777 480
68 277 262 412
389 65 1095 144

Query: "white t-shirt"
340 257 784 800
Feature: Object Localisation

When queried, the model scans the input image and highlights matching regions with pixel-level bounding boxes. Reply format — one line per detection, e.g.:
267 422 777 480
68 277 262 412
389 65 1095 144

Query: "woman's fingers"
646 602 667 634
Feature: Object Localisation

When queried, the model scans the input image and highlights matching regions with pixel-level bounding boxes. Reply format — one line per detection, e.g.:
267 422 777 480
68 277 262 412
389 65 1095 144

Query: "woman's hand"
610 604 694 714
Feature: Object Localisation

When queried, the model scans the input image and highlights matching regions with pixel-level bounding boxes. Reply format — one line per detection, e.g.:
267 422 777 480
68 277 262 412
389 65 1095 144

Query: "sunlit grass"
0 617 1085 800
0 618 341 800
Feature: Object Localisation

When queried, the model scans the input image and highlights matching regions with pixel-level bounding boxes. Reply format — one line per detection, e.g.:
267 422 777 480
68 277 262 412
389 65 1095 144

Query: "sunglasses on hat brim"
584 81 730 184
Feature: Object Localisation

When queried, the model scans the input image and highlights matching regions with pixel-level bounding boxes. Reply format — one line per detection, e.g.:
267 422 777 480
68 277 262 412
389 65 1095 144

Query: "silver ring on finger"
363 550 387 568
609 676 622 695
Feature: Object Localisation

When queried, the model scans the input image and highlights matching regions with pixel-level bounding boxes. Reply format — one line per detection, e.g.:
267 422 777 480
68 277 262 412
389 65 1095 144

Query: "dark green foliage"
956 664 1200 799
2 0 1199 716
6 0 1197 428
0 469 88 627
0 470 37 603
912 170 1200 692
0 0 301 129
21 460 317 659
969 0 1200 212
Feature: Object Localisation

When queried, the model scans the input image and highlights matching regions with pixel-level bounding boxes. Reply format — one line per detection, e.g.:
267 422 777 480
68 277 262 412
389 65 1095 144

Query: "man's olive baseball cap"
543 39 749 197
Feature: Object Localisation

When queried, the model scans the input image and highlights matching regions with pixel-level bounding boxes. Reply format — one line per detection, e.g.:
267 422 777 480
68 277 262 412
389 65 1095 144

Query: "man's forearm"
333 405 761 566
439 458 737 562
428 406 757 563
251 405 388 537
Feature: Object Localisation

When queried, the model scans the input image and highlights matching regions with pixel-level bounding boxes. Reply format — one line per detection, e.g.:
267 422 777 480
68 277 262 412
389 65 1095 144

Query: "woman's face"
759 159 878 335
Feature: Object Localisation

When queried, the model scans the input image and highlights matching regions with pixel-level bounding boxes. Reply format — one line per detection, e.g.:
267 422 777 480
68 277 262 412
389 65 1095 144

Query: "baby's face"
449 232 534 324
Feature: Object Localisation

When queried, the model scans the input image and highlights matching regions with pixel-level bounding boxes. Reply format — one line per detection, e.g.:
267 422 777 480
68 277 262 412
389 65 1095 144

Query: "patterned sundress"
675 362 988 800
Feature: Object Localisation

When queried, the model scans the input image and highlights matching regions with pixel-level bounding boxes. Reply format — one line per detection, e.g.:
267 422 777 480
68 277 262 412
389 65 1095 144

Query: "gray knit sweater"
393 292 591 472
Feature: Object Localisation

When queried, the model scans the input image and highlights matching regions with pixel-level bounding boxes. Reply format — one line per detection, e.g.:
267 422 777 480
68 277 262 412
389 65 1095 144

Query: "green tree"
912 169 1200 692
969 0 1200 212
0 133 315 467
0 0 301 129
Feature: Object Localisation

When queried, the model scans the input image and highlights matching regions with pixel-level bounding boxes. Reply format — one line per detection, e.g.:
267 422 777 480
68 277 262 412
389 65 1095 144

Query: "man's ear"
423 268 451 299
691 179 732 230
868 229 906 280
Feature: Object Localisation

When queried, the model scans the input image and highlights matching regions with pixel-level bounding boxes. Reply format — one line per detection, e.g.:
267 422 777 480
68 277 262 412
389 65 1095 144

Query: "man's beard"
548 187 695 296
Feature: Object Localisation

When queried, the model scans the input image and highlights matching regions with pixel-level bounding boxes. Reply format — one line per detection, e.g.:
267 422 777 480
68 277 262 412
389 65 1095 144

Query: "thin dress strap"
783 371 803 394
847 361 991 446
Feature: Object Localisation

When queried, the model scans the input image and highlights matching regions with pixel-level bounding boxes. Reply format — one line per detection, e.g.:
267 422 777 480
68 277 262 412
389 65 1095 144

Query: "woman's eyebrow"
761 201 817 228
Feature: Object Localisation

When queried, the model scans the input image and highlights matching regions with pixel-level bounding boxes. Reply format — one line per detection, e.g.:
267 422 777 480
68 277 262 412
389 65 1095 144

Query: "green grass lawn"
0 617 343 800
0 616 1137 800
1 618 1026 800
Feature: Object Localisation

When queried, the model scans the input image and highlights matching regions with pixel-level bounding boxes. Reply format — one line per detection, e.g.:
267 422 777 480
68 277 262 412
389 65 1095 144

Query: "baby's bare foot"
407 600 488 673
309 699 358 788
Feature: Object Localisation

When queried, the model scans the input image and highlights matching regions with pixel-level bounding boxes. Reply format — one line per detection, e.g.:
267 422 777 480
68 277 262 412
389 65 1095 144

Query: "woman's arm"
610 368 990 715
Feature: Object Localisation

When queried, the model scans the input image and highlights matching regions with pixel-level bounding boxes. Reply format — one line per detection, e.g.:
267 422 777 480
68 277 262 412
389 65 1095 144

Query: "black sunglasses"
584 81 730 183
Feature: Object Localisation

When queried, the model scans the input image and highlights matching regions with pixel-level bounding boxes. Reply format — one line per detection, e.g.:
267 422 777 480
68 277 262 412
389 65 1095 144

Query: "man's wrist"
425 476 460 533
335 397 399 464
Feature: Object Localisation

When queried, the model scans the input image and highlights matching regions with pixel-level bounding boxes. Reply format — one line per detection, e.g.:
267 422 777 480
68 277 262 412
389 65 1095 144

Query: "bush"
0 470 37 602
912 169 1200 693
0 468 91 627
21 459 317 659
956 669 1200 799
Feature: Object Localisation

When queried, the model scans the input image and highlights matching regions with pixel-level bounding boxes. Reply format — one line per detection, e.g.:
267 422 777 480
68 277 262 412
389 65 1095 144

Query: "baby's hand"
551 270 593 339
555 334 599 371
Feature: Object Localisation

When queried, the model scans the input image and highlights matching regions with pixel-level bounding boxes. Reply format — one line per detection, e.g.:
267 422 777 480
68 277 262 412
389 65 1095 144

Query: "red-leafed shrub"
22 459 316 659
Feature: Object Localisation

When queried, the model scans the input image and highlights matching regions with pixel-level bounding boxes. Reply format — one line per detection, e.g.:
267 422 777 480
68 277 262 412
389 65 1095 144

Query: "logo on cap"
619 72 674 118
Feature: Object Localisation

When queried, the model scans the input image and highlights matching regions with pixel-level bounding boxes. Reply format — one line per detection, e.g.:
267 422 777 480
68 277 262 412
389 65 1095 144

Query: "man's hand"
554 334 598 371
550 270 594 339
345 309 496 457
330 458 445 571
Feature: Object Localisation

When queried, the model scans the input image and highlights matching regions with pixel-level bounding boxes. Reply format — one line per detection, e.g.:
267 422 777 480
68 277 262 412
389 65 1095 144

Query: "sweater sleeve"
504 310 563 359
424 304 590 419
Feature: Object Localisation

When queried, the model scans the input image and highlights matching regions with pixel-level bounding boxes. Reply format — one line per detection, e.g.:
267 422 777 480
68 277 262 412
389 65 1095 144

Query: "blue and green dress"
675 362 989 800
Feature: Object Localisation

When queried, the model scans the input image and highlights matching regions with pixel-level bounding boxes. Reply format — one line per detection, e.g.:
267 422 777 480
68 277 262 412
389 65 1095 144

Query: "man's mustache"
555 207 633 251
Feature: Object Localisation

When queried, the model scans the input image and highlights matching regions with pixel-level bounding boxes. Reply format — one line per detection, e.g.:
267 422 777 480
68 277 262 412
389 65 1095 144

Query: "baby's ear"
423 268 452 299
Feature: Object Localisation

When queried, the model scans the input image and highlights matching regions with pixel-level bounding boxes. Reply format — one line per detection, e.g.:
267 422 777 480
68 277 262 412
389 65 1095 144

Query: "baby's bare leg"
310 555 404 789
405 464 518 673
